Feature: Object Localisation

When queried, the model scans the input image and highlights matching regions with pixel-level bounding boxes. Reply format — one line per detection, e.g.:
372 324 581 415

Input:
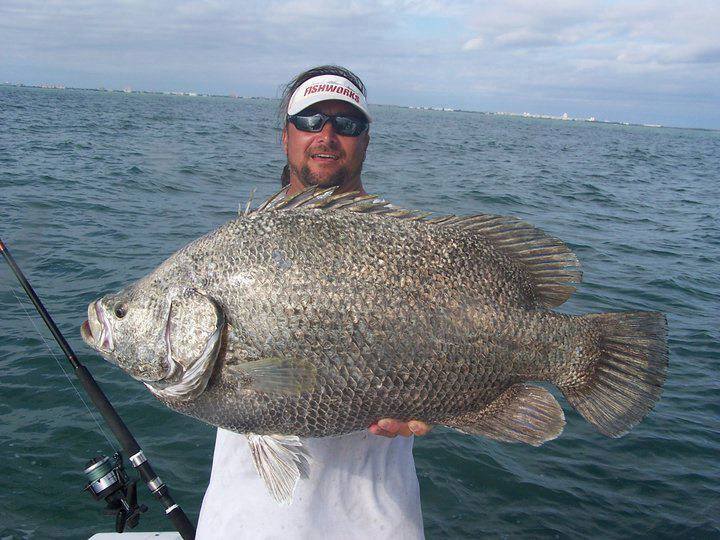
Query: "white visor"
287 74 371 122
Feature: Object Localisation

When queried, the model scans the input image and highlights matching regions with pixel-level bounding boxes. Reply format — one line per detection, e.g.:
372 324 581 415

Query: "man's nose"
315 120 339 145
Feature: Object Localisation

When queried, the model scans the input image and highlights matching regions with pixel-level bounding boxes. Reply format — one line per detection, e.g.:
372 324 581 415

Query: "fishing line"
9 286 116 449
1 238 196 538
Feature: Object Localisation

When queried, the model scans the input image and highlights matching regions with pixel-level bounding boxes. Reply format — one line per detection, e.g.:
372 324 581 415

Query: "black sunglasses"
287 112 368 137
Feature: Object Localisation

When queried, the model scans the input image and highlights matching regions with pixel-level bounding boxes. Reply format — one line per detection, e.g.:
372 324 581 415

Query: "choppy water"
0 85 718 539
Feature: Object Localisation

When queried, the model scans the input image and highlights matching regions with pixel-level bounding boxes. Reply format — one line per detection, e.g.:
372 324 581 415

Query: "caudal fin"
562 311 668 437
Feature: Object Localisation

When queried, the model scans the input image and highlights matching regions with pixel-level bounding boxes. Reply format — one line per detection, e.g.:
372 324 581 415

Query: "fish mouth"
80 320 93 342
81 300 115 355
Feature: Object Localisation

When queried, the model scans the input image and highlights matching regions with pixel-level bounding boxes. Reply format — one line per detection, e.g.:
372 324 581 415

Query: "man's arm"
369 419 432 438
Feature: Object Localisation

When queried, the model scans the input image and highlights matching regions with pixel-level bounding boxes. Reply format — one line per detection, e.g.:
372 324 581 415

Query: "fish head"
81 281 170 380
81 281 225 401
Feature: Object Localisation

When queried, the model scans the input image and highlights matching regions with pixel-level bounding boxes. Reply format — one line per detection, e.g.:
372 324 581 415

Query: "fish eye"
114 303 127 319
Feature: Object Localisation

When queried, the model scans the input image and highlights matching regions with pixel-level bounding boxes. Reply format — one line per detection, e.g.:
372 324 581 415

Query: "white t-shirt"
196 428 424 539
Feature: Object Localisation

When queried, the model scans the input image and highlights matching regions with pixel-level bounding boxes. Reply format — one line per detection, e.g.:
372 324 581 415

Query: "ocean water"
0 85 718 539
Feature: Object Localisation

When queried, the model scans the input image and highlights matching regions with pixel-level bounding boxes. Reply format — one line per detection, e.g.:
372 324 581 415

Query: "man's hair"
279 65 368 186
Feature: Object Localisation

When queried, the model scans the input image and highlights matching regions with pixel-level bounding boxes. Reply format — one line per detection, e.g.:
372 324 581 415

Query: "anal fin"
246 433 311 505
443 384 565 446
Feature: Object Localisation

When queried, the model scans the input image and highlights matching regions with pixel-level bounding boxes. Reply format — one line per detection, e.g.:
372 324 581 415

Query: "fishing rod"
0 238 196 539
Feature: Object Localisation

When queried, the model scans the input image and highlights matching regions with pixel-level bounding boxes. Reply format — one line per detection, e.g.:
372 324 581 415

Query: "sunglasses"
287 112 368 137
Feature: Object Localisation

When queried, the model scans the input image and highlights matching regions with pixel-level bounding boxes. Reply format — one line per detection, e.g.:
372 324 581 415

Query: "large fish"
81 188 668 503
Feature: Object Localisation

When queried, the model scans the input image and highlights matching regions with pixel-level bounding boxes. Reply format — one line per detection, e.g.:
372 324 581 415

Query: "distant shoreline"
2 82 716 132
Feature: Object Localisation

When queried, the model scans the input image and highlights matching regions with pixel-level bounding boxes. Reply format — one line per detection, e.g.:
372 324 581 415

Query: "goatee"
298 165 349 189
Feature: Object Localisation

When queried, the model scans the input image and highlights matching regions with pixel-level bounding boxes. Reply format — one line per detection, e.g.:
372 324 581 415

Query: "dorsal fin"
250 187 581 307
438 214 582 307
251 186 428 219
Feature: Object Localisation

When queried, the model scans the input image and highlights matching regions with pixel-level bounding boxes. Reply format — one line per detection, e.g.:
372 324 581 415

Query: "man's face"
282 100 370 192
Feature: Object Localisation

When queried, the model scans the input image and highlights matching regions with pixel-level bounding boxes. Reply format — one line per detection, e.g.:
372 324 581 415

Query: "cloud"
1 0 719 127
494 30 571 48
662 44 720 65
462 36 484 51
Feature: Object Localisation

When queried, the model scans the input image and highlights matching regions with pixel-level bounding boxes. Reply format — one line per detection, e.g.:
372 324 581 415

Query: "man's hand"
369 418 432 438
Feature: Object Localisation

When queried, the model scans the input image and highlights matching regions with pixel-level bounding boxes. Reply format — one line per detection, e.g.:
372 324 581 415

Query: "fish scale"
168 212 572 433
81 188 667 503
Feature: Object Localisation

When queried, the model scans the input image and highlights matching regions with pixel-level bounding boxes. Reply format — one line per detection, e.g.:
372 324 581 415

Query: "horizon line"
2 81 717 133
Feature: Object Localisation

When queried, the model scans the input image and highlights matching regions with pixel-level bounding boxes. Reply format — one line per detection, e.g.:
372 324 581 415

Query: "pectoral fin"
246 433 311 505
443 384 565 446
229 357 317 395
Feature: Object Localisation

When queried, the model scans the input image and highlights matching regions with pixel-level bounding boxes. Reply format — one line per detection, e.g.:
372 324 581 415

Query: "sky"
1 0 719 129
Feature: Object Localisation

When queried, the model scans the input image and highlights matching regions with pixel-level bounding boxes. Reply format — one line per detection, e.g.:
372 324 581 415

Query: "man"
196 66 429 539
279 65 370 198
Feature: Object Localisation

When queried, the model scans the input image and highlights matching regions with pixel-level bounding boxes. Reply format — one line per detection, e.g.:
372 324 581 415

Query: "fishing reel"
83 452 148 533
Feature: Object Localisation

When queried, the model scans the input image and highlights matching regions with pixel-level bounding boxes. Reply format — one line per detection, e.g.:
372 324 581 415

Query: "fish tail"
561 311 668 437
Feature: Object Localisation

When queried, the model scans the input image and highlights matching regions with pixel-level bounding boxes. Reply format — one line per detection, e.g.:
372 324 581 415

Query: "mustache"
307 145 343 157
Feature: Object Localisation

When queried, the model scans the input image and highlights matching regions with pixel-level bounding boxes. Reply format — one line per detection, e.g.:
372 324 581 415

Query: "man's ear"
282 126 288 155
361 130 370 153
